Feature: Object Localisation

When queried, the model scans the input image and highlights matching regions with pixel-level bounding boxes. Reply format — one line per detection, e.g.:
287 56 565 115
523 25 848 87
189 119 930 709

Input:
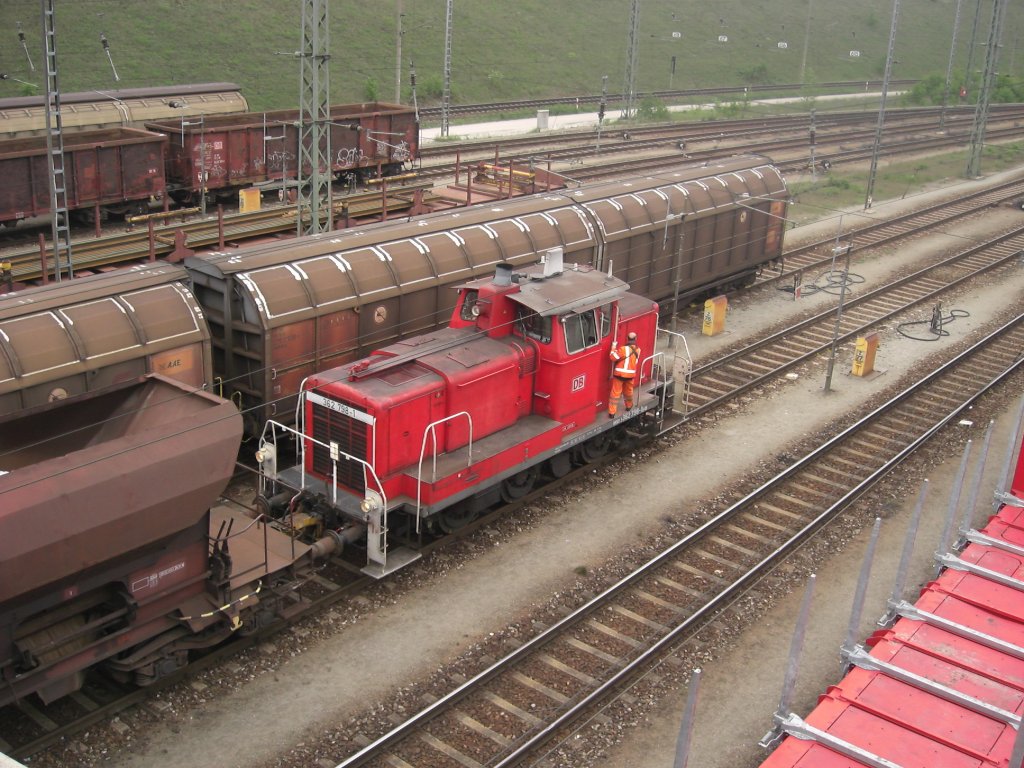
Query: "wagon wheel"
437 502 477 534
574 431 614 465
500 465 540 502
546 451 572 479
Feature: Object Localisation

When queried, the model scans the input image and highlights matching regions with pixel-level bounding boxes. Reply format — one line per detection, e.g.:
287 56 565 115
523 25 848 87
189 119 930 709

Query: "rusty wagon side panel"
148 101 418 198
0 127 167 225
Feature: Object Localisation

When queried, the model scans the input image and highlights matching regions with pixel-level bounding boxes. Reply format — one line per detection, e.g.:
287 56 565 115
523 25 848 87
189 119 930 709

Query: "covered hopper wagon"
0 375 241 705
0 263 212 417
186 155 787 429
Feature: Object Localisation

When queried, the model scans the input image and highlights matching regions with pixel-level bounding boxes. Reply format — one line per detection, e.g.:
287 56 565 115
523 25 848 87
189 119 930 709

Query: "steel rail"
754 177 1024 290
334 312 1024 768
416 80 920 119
6 196 1020 760
418 106 1022 160
685 226 1024 417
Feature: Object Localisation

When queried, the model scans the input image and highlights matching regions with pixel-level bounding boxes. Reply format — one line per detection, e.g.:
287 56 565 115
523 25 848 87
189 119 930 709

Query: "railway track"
754 177 1024 290
0 476 568 759
415 80 919 121
332 311 1024 768
684 225 1024 416
3 112 1021 286
419 105 1024 166
561 121 1024 184
4 180 1021 760
0 184 431 285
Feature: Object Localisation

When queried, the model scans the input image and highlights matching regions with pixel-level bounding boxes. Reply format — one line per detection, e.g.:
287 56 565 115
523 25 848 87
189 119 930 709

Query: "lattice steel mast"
963 0 985 102
939 0 964 130
622 0 640 119
966 0 1009 178
440 0 453 137
298 0 331 235
863 0 901 210
41 0 73 280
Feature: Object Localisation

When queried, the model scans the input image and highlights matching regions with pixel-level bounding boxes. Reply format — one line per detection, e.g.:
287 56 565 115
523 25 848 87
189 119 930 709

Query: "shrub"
635 97 670 122
363 78 379 102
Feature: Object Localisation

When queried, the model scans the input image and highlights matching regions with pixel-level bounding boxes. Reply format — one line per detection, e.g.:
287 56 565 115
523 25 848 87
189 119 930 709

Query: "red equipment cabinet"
258 252 670 577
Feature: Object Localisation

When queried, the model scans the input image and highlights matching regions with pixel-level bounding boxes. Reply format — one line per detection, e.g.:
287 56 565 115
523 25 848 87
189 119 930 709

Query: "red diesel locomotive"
256 249 678 577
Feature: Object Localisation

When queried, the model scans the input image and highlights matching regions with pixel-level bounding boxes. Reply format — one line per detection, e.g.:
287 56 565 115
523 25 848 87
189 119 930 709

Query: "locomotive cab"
257 250 673 577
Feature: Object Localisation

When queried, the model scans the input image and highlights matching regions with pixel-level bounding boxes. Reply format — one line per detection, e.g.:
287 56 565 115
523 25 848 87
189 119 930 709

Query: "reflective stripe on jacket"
611 343 640 378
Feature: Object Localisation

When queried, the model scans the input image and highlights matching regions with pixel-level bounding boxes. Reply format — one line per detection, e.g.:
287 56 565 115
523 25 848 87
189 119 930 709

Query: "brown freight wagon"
0 374 243 706
0 127 167 226
185 156 787 431
147 101 419 202
0 263 213 416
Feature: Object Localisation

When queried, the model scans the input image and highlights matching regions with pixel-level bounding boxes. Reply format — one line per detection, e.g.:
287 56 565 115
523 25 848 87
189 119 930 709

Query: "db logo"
571 374 586 392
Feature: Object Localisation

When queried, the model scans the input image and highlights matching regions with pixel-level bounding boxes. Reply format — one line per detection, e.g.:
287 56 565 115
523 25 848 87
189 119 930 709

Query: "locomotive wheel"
546 452 572 479
437 501 477 533
574 431 613 465
500 465 540 502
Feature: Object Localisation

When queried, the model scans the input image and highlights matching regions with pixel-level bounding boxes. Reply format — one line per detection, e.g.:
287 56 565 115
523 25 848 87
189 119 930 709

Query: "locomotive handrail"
415 411 474 533
256 418 389 528
656 327 692 415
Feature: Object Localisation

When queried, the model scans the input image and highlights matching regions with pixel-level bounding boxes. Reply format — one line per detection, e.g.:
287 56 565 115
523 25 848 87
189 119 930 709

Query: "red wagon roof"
761 485 1024 767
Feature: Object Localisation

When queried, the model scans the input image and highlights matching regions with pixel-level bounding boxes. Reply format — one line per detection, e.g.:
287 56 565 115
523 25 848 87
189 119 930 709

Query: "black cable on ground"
777 268 866 296
896 303 971 341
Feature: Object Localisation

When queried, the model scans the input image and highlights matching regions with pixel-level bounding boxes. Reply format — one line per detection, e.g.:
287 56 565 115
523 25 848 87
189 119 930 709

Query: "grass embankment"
0 0 1019 111
788 143 1024 228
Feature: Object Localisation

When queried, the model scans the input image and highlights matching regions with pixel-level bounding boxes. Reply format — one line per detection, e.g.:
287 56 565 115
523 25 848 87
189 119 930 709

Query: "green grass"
0 0 1019 112
788 142 1024 227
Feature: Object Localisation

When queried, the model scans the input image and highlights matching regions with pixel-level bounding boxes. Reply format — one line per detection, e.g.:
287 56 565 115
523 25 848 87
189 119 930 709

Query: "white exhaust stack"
543 247 564 277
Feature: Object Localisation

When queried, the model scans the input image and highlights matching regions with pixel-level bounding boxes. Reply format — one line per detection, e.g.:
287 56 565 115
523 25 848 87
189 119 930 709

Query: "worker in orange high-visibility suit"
608 331 640 418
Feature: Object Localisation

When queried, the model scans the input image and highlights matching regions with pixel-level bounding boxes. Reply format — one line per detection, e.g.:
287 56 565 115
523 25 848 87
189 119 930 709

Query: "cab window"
458 289 480 321
597 303 613 339
562 309 600 354
514 306 551 344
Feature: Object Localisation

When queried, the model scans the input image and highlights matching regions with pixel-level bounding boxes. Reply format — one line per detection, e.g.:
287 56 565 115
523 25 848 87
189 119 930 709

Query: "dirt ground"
84 166 1024 768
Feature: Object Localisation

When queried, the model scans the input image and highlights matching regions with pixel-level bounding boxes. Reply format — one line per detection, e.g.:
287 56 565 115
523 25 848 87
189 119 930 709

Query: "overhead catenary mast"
965 0 1009 178
41 0 73 280
440 0 453 137
622 0 640 119
939 0 964 131
297 0 332 235
863 0 901 210
394 0 403 103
